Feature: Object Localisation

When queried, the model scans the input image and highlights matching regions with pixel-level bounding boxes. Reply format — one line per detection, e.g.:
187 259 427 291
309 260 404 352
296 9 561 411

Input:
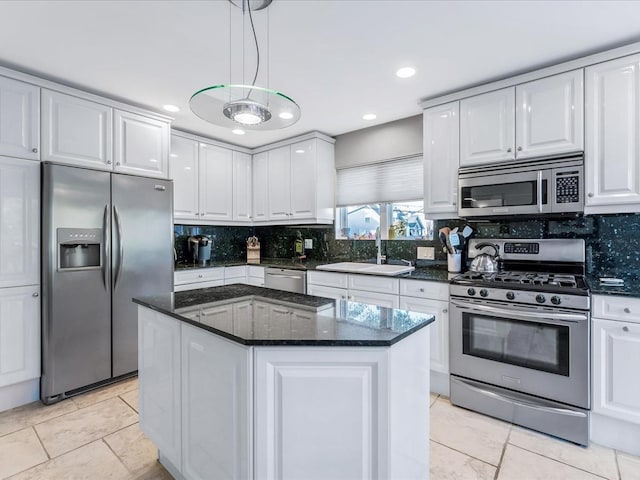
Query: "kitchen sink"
316 262 415 276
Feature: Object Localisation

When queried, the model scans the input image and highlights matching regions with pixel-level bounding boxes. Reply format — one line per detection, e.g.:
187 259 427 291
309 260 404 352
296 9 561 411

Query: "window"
335 200 433 240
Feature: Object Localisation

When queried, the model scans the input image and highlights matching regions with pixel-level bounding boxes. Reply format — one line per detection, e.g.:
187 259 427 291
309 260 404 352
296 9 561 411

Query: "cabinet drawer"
248 266 265 279
399 279 448 301
225 266 247 279
175 280 224 292
307 271 348 289
348 274 399 295
593 295 640 324
349 290 399 309
174 268 224 286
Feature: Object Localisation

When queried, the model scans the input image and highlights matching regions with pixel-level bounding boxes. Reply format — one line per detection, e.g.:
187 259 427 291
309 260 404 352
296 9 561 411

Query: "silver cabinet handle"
32 147 38 153
198 274 203 278
588 192 594 198
32 292 39 297
419 288 425 292
442 308 448 313
623 326 630 332
624 307 631 313
107 160 112 164
116 162 121 166
507 147 512 153
517 146 523 151
113 205 124 290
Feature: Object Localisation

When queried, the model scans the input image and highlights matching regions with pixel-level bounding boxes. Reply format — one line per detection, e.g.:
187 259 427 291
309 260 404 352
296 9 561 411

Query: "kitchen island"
134 285 434 480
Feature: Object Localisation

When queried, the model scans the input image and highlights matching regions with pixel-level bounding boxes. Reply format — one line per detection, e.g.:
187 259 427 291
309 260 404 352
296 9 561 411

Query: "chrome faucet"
375 227 386 265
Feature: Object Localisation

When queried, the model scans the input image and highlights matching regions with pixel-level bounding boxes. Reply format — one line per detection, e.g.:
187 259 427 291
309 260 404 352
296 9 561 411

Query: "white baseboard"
591 412 640 456
430 370 449 397
0 378 39 412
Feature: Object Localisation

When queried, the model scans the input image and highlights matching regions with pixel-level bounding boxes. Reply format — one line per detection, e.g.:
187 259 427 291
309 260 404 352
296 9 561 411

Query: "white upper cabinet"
267 145 291 221
199 143 233 222
423 101 459 216
585 54 640 213
0 76 39 161
460 87 515 166
233 151 252 222
170 134 199 220
515 70 583 159
460 71 584 167
0 157 39 288
252 152 268 222
42 90 113 168
114 110 169 178
258 136 335 225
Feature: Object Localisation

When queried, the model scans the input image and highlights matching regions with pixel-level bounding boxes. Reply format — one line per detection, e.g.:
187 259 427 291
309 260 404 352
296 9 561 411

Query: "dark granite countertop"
175 259 453 283
134 284 435 347
586 273 640 298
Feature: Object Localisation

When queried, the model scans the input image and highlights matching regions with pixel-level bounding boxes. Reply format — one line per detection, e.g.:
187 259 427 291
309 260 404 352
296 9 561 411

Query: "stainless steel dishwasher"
264 268 307 293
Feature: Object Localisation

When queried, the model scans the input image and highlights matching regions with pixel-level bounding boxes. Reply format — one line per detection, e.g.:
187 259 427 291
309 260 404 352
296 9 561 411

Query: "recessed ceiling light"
396 67 416 78
163 104 180 112
362 113 377 121
279 111 294 120
232 128 246 135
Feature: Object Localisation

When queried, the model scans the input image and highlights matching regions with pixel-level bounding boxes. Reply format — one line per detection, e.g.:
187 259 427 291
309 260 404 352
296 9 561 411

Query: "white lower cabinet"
174 267 225 292
350 290 399 308
181 323 251 480
247 266 265 287
306 284 347 302
224 266 247 285
0 285 40 388
138 307 182 472
591 295 640 456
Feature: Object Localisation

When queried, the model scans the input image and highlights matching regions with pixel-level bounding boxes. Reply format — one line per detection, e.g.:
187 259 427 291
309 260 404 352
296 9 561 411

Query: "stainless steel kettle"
469 242 501 273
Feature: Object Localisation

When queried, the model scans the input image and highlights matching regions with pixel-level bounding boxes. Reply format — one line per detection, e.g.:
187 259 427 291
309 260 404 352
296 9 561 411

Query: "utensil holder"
447 253 462 273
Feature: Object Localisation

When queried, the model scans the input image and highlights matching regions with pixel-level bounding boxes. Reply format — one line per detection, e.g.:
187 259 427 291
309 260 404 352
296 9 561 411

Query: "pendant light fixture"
190 0 301 131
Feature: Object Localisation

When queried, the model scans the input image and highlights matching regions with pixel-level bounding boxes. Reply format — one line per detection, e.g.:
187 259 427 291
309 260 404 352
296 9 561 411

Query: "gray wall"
334 115 422 169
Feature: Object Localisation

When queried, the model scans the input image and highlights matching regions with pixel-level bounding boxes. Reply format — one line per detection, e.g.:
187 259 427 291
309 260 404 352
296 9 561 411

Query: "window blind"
336 156 423 206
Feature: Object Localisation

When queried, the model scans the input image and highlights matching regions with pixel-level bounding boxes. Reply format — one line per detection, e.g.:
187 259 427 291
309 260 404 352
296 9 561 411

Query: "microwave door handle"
450 300 587 322
537 170 543 213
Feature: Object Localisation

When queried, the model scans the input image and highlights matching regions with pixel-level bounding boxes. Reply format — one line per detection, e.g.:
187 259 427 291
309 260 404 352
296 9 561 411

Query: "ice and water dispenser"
57 228 102 270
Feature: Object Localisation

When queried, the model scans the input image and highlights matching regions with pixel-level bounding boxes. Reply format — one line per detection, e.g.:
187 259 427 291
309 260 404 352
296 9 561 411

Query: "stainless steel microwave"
458 154 584 218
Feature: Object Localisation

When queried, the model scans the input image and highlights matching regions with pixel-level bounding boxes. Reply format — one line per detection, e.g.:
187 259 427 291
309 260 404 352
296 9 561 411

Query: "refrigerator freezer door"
111 174 173 376
41 164 112 401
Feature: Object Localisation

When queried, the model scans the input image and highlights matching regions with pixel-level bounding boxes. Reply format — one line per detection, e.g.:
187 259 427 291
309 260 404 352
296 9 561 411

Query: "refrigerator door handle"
113 205 124 291
102 204 109 290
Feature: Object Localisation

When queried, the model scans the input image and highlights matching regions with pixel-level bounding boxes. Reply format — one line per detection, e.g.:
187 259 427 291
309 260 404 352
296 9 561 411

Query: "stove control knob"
480 289 489 298
550 296 561 305
506 291 515 300
536 294 546 304
467 288 476 296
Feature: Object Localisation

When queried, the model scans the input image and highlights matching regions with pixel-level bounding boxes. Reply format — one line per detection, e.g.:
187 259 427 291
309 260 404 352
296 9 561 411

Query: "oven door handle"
459 380 588 418
450 300 588 322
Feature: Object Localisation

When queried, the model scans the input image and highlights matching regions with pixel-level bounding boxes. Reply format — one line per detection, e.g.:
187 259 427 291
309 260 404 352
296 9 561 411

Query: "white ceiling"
1 0 640 148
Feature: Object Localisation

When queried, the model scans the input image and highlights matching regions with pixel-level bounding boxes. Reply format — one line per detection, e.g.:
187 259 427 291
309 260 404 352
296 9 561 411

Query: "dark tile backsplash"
175 212 640 278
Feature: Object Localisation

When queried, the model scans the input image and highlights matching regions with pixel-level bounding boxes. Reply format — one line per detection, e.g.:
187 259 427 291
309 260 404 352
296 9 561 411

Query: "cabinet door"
199 143 233 222
516 69 584 159
267 145 291 220
0 157 39 288
252 152 269 222
460 87 515 166
290 139 317 220
138 307 182 469
42 90 113 169
233 151 252 222
424 102 459 215
585 55 640 210
593 318 640 424
399 297 449 374
114 110 169 178
0 285 40 387
0 76 39 160
307 284 347 302
199 304 234 332
181 323 251 480
169 135 199 220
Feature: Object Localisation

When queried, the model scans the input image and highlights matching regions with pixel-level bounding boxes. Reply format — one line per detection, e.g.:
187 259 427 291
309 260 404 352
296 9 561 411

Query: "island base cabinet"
138 307 182 473
254 328 430 480
181 323 252 480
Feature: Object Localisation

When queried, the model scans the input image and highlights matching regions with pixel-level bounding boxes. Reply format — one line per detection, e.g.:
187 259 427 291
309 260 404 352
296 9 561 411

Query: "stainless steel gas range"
449 238 590 446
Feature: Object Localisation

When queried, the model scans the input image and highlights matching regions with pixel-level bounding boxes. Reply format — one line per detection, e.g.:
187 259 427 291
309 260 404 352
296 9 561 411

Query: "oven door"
458 169 551 217
449 298 589 408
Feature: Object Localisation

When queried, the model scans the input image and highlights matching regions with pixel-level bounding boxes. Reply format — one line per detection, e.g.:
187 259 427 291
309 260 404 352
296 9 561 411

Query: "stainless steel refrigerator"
41 163 173 404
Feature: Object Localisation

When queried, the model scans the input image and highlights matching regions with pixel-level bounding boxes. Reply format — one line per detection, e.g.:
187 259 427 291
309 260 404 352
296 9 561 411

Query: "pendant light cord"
246 0 260 93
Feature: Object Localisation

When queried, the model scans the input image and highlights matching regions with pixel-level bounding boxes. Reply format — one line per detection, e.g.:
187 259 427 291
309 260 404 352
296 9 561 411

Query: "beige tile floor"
0 380 639 479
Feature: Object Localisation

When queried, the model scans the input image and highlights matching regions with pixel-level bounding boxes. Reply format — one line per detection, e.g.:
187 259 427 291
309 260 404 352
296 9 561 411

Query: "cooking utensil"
462 225 473 238
439 227 453 253
469 242 500 273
